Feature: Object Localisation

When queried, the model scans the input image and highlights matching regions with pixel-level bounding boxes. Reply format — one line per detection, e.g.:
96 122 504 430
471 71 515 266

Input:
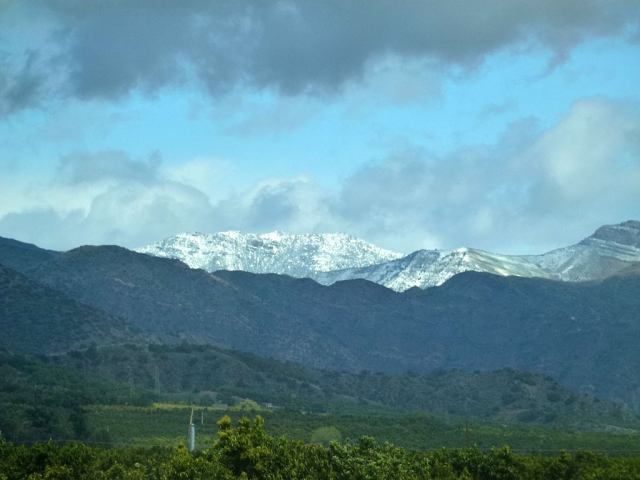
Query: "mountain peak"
587 220 640 248
136 231 403 276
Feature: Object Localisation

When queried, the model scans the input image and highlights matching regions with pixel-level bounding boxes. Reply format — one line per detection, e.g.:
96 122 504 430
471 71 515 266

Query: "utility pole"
188 406 195 452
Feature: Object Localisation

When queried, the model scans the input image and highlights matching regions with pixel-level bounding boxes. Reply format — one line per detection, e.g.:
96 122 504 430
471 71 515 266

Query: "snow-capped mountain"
527 220 640 281
316 221 640 290
137 221 640 292
135 231 404 277
314 248 551 291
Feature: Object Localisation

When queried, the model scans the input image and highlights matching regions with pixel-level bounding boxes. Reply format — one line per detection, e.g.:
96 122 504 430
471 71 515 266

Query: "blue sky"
1 1 639 254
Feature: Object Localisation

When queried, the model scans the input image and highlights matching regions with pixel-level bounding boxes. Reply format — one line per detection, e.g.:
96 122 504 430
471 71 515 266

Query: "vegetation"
15 241 640 411
0 236 59 273
82 405 640 454
4 416 640 479
0 351 157 444
52 343 639 430
0 264 143 354
3 349 640 455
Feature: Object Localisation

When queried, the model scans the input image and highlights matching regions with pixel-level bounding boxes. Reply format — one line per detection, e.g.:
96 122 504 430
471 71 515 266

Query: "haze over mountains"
137 221 640 291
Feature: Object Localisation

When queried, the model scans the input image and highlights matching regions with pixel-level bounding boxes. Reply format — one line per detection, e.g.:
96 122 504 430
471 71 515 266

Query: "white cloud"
213 174 335 233
531 97 640 200
1 97 639 254
162 157 236 202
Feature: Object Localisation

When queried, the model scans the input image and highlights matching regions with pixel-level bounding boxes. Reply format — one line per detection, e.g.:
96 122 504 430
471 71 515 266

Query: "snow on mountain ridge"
318 221 640 290
135 231 404 277
136 221 640 292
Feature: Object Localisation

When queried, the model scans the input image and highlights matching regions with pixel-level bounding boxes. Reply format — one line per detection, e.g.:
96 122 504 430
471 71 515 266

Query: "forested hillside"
0 236 60 273
51 344 636 430
0 264 145 354
0 351 156 443
18 243 640 409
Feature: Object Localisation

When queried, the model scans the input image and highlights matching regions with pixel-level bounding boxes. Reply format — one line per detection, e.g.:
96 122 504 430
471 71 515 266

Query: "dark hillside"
22 244 640 410
27 246 320 359
0 264 144 354
0 236 60 272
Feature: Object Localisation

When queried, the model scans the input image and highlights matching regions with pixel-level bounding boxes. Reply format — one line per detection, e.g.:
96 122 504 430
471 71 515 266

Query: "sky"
1 0 640 255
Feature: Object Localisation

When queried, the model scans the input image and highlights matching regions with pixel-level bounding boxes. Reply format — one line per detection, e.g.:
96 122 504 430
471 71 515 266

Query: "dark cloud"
2 0 639 111
0 50 46 115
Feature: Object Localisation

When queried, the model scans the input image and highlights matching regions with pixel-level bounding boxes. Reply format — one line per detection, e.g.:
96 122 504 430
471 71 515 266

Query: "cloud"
530 98 640 201
163 157 236 202
0 182 216 249
55 150 162 185
195 96 640 254
0 150 218 249
212 175 335 233
479 100 517 118
331 97 640 253
1 98 639 253
223 95 322 136
2 0 639 113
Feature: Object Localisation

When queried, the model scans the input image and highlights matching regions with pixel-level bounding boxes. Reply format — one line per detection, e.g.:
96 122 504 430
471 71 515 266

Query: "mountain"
136 221 640 291
25 245 310 356
530 220 640 281
0 236 60 273
0 263 144 354
313 220 640 290
315 247 550 291
135 231 403 277
21 244 640 410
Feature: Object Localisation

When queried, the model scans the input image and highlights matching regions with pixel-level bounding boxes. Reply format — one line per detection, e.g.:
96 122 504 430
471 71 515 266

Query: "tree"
311 426 342 447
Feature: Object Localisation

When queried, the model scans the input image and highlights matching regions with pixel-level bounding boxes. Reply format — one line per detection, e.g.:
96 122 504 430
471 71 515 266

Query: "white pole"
189 423 195 451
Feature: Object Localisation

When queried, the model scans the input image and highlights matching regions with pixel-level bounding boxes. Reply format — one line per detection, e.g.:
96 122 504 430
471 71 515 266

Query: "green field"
83 403 640 456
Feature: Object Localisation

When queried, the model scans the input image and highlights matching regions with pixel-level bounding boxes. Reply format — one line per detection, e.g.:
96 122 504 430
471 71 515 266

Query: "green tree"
311 426 342 447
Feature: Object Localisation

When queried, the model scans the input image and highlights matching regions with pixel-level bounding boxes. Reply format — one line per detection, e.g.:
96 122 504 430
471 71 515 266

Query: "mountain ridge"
14 242 640 411
135 231 403 277
136 220 640 291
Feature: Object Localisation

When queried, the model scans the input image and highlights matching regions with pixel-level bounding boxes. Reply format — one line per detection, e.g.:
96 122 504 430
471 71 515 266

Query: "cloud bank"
2 97 639 254
2 0 639 114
